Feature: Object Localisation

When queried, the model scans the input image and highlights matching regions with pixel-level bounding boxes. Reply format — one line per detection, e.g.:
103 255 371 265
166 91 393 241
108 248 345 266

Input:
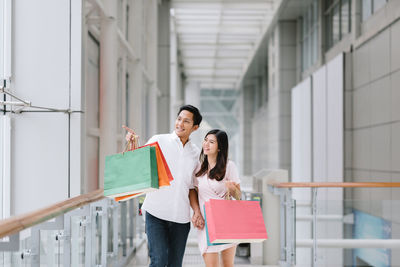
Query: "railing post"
285 188 296 266
64 204 90 266
279 191 286 262
101 199 109 266
112 201 119 262
30 225 40 267
121 201 127 256
312 187 318 266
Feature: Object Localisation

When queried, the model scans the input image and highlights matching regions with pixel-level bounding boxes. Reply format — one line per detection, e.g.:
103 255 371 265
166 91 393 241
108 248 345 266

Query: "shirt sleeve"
226 161 240 184
145 135 159 145
191 162 201 189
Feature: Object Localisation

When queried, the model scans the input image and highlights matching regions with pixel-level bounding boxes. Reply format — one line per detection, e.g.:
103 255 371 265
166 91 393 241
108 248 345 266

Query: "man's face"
175 110 199 139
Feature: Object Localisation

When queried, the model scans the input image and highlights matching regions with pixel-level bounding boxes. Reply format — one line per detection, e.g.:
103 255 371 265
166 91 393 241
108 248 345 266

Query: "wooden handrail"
0 189 105 239
268 182 400 188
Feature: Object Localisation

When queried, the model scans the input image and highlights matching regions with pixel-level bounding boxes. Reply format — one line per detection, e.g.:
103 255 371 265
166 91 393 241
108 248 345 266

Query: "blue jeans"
145 212 190 267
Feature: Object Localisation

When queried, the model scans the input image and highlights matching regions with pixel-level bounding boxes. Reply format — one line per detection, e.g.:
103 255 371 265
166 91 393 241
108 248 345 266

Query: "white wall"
0 116 11 220
10 0 82 215
291 76 312 267
312 53 344 266
291 77 312 185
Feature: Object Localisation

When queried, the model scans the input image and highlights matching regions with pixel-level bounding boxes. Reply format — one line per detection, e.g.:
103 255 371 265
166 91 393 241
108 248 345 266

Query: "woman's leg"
220 246 237 267
203 252 219 267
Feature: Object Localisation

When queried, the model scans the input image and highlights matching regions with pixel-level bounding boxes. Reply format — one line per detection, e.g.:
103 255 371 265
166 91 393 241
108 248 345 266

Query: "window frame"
1 0 12 86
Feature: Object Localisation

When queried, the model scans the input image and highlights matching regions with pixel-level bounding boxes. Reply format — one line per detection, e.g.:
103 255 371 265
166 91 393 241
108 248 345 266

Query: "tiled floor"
126 228 274 267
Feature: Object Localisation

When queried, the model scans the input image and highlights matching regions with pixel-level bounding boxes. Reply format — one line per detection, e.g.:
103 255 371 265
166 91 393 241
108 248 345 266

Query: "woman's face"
203 134 218 157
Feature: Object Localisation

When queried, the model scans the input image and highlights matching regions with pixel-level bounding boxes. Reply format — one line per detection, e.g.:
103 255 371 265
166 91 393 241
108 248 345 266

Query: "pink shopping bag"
204 199 268 244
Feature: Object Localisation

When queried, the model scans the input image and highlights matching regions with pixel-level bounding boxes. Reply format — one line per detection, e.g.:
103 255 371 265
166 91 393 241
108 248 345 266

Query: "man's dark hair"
177 105 202 126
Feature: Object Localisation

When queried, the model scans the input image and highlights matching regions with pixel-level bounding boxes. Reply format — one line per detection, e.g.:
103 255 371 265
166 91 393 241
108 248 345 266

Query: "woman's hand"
191 211 205 230
225 181 241 200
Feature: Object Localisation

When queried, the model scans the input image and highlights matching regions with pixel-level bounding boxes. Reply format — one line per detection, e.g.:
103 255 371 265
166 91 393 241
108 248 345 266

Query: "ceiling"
171 0 280 90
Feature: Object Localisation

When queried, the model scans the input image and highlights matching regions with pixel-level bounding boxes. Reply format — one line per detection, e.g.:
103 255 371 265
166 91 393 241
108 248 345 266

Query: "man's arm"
189 189 204 229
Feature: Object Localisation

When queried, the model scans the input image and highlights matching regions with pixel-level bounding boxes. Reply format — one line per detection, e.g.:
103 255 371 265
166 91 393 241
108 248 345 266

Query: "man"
126 105 204 267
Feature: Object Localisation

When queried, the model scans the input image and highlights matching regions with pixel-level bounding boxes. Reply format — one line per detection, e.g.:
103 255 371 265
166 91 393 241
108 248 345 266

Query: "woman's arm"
189 189 205 229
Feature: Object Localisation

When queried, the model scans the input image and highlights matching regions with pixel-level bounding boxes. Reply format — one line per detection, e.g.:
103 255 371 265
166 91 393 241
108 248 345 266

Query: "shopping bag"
205 199 268 244
104 146 159 198
114 142 173 202
142 142 173 185
204 205 228 246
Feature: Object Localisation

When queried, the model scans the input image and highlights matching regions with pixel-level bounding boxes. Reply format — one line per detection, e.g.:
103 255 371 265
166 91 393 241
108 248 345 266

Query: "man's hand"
125 132 135 142
192 211 205 230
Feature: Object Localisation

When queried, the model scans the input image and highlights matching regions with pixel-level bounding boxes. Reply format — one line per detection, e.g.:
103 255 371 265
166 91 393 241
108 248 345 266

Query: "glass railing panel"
94 208 103 266
0 194 143 266
11 231 32 267
308 197 400 267
293 188 312 267
70 216 86 267
38 230 63 267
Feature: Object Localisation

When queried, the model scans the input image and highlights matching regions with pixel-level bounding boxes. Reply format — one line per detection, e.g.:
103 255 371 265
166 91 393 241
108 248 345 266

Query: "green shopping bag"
104 146 159 198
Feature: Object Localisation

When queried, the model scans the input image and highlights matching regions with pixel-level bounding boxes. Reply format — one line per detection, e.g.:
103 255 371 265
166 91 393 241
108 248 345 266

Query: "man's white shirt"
141 131 200 223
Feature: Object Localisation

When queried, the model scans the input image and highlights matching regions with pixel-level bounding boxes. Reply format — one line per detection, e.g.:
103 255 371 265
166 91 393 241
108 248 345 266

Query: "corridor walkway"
126 227 275 267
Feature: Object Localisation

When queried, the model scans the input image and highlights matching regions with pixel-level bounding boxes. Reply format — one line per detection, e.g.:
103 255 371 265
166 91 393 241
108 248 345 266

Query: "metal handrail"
269 182 400 188
0 188 105 239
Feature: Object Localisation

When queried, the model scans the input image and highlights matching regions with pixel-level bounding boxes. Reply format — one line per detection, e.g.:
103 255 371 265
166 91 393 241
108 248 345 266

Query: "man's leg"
167 221 190 267
146 212 169 267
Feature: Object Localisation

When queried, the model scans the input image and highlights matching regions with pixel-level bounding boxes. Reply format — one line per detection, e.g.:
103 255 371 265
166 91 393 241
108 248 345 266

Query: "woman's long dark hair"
195 129 228 181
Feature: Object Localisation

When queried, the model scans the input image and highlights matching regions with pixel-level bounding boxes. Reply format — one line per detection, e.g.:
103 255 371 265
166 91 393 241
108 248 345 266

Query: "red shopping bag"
205 199 267 244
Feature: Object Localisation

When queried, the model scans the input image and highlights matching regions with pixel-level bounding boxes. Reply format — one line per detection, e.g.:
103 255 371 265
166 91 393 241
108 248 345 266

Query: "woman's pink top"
193 160 241 255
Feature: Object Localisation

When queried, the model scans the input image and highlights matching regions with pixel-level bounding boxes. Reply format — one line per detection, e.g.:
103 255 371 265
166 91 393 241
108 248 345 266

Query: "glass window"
117 0 123 30
1 0 11 84
332 5 340 44
0 1 4 81
85 34 100 191
263 67 269 103
341 0 350 35
302 0 319 72
362 0 388 21
325 0 352 49
373 0 387 12
125 5 130 40
362 0 372 21
125 73 130 126
117 59 122 131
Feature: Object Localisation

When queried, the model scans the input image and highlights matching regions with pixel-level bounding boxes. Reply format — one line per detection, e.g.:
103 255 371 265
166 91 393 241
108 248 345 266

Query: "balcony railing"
267 180 400 267
0 189 145 266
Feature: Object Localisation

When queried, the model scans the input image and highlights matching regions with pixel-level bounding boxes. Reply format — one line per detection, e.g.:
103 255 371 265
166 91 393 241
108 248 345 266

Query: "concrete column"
157 0 170 133
146 0 158 137
129 0 144 138
99 0 118 186
253 169 288 265
184 81 202 146
240 83 253 175
170 16 183 130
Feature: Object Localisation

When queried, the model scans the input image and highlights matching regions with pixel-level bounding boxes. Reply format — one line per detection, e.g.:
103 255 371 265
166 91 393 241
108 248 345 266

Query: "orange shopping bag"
115 142 173 201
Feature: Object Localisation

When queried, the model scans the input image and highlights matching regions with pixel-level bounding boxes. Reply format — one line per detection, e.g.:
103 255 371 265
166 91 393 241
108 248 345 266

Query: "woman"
192 129 241 267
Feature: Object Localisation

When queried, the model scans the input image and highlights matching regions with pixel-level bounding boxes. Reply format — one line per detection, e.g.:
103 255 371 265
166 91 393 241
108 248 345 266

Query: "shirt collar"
172 131 191 146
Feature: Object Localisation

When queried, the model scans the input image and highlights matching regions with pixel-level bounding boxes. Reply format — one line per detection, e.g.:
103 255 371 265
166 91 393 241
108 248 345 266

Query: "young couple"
126 105 241 267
